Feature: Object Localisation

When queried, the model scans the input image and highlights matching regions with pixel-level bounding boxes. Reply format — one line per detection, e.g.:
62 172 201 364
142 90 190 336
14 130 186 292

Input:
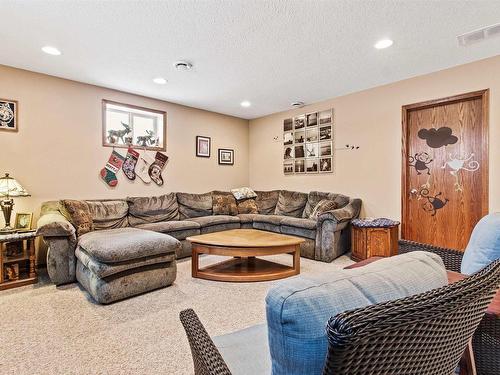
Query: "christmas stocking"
136 152 155 184
100 150 125 187
122 147 139 180
148 152 169 186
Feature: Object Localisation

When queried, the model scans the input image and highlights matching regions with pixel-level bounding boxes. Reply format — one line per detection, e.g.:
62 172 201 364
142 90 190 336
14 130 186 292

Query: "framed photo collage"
283 109 333 174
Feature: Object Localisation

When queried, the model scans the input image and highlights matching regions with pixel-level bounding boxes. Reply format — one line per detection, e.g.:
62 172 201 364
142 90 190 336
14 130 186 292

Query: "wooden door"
402 90 489 250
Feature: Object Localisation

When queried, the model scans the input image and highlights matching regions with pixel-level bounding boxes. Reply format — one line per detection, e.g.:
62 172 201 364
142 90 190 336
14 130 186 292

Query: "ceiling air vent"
458 23 500 46
291 101 305 108
173 61 193 71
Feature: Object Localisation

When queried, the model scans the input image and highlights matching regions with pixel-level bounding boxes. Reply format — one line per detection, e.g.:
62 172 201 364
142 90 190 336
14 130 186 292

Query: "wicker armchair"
180 259 500 375
399 239 499 375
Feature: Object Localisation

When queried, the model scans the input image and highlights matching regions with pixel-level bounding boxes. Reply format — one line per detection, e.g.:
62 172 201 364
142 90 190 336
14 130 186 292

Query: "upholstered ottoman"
75 228 179 304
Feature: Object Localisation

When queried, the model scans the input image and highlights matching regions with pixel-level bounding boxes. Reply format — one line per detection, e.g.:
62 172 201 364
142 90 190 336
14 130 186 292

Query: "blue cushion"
265 252 448 375
461 213 500 275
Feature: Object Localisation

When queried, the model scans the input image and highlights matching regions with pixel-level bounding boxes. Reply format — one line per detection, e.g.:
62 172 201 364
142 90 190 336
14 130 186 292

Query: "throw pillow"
61 199 94 236
309 199 338 220
231 187 257 201
213 194 238 216
237 199 259 214
461 213 500 275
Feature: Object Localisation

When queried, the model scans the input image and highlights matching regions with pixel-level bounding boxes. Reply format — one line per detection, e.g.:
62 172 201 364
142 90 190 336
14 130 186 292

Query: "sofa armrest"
317 198 362 225
36 211 75 237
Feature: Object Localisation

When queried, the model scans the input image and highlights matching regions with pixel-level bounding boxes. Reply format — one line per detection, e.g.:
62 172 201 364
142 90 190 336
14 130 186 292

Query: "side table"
351 218 400 261
0 230 38 290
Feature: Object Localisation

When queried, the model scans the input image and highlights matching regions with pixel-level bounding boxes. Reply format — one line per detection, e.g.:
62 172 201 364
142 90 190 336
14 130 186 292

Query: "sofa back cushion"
461 213 500 275
177 192 213 219
255 190 280 215
61 200 94 236
212 193 238 216
265 251 448 375
127 193 180 226
303 191 350 218
274 190 308 218
85 200 129 230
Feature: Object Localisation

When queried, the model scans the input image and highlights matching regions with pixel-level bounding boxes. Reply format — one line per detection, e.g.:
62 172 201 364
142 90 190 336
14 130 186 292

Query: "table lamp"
0 173 30 233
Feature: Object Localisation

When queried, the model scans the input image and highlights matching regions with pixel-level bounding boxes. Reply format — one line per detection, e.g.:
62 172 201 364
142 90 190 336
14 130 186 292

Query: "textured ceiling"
1 0 500 119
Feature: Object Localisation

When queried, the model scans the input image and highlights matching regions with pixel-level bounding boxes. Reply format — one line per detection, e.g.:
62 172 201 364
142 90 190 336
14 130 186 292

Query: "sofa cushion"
135 221 201 240
237 214 259 224
75 247 175 278
78 227 180 263
61 200 94 236
237 199 258 214
213 324 271 375
85 200 129 230
309 199 339 220
266 251 448 375
274 190 308 218
127 193 179 226
177 192 213 219
252 214 284 233
303 191 350 218
189 215 240 228
212 194 238 216
280 217 317 240
255 190 280 215
461 213 500 275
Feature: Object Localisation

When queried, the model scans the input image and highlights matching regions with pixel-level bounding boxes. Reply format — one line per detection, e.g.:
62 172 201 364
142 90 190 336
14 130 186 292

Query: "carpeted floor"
0 254 353 374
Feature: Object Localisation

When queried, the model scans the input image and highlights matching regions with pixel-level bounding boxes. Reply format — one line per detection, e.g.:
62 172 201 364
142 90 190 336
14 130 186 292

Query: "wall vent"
458 23 500 46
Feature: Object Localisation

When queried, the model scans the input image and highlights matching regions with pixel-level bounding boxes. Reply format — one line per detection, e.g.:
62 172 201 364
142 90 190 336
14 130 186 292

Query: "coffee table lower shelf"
194 256 299 282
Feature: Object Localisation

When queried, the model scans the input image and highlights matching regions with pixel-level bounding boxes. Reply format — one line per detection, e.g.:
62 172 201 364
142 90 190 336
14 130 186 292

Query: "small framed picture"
283 118 293 132
283 161 294 174
218 148 234 165
294 130 304 144
0 98 18 132
320 157 333 173
319 125 332 140
283 131 294 145
305 143 319 158
306 127 319 142
306 158 319 173
294 145 305 158
294 115 305 129
4 263 19 282
320 141 332 156
307 112 318 127
294 159 305 173
319 110 332 125
284 146 294 160
196 136 211 158
15 213 33 231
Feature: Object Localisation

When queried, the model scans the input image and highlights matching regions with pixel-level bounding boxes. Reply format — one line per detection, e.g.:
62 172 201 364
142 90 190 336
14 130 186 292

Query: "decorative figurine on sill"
107 122 131 145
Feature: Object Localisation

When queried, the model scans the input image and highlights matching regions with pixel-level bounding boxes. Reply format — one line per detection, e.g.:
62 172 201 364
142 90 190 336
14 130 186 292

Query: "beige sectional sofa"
37 190 361 286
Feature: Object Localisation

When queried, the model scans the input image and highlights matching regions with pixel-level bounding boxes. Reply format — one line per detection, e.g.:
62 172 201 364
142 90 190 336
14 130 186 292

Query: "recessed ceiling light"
173 61 193 71
41 46 61 56
240 100 251 108
153 77 167 85
374 39 393 49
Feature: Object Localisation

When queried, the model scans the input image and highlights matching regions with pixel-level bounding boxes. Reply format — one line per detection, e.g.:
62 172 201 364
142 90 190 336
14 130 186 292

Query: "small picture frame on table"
218 148 234 165
196 136 211 158
15 213 33 231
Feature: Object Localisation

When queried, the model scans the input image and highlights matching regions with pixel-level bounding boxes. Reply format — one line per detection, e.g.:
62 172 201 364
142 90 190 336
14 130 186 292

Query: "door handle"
410 188 418 196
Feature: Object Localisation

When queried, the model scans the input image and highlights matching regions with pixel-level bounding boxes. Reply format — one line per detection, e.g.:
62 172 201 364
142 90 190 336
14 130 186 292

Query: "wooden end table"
187 229 304 282
0 230 38 290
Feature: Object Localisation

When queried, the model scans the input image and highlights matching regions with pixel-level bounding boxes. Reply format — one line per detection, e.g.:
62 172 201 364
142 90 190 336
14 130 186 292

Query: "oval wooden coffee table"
186 229 304 282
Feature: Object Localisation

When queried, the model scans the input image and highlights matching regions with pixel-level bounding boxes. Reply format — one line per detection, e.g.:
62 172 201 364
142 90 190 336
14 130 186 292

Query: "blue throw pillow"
265 252 448 375
461 213 500 275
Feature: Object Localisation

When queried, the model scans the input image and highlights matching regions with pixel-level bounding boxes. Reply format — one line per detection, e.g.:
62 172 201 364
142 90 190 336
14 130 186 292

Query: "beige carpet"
0 254 353 375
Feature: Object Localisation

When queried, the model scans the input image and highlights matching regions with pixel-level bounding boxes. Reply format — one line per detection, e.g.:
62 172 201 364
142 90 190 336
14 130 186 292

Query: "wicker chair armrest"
398 239 463 273
179 309 232 375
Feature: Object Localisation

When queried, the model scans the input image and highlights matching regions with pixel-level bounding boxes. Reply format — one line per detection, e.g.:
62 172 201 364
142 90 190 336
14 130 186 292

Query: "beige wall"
0 65 249 225
249 55 500 219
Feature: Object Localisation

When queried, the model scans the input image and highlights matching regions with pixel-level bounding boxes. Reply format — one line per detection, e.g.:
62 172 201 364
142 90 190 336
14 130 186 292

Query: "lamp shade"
0 173 30 198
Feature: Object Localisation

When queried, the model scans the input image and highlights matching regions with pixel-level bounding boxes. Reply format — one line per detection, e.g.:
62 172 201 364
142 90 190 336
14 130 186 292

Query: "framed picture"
319 125 332 140
15 213 33 231
294 115 305 129
218 148 234 165
320 157 333 173
320 141 332 156
0 98 18 132
284 146 294 160
283 131 294 145
196 136 211 157
294 159 305 173
306 112 318 127
283 161 294 175
306 158 319 173
283 118 293 132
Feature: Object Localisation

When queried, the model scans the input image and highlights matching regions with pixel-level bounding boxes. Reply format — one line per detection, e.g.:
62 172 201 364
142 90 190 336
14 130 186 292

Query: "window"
102 100 166 151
